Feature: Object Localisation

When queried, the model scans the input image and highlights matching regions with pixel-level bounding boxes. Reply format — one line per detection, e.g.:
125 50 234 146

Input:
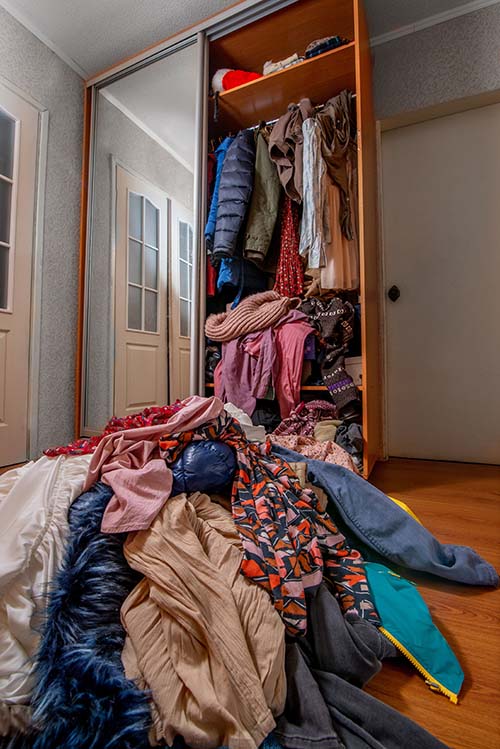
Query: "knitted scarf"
30 482 151 749
205 290 299 342
160 412 379 637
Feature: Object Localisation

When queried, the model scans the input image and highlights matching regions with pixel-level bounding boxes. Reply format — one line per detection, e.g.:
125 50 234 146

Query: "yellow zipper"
379 626 459 704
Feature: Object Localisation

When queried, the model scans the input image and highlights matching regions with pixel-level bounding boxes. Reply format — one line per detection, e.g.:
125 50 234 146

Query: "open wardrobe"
77 0 381 479
1 1 498 749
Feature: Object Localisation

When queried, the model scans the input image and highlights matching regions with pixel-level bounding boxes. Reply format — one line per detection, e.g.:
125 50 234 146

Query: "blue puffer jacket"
205 136 234 250
213 129 256 258
171 440 236 495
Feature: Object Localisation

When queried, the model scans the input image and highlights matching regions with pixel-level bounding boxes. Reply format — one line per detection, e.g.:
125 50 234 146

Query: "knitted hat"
205 290 299 342
212 68 262 93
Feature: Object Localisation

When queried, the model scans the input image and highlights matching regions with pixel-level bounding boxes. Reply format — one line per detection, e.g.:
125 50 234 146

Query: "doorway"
0 81 41 467
381 103 500 463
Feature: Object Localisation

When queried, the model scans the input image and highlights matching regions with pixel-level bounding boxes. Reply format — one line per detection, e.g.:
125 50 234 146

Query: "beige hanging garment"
320 178 359 290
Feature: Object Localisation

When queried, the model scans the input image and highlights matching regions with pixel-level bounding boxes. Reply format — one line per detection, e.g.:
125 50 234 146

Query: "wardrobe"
77 0 382 476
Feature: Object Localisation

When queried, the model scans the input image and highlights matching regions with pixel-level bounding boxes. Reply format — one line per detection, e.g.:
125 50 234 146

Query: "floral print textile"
159 412 379 637
44 402 184 457
274 196 304 297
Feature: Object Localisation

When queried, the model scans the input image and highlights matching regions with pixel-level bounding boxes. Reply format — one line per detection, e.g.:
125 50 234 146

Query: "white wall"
0 6 84 455
373 4 500 119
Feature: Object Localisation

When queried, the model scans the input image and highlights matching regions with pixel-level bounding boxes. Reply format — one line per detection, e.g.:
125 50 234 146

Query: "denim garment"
276 584 449 749
272 446 499 587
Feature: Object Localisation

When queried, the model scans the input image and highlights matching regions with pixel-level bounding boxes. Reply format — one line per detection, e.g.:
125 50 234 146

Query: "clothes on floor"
0 455 91 736
159 412 380 636
224 402 266 442
364 562 464 703
272 399 338 437
276 583 450 749
122 491 286 749
44 402 184 456
335 422 363 470
269 434 358 474
270 446 500 588
29 482 150 749
84 395 224 534
314 418 342 442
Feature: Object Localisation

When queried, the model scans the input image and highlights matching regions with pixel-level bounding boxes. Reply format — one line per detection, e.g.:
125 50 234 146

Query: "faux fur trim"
30 482 152 749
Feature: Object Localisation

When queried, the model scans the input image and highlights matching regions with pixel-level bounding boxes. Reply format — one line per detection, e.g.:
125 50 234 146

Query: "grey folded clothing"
263 53 303 75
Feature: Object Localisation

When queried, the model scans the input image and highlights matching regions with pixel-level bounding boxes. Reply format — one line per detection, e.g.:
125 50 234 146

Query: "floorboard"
368 458 500 749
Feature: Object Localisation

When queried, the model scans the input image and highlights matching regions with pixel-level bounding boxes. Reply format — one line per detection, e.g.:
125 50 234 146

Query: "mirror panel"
83 39 199 432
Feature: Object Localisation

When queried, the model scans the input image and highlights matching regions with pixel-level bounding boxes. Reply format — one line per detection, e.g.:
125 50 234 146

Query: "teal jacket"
365 562 464 703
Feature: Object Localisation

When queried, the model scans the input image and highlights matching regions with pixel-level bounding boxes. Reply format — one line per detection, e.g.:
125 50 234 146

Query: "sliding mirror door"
82 37 203 434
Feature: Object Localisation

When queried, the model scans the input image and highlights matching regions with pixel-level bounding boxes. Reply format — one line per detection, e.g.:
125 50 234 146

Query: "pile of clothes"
205 89 359 305
1 395 498 749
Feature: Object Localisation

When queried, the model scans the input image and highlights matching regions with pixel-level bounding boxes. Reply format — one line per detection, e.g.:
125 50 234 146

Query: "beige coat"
121 492 286 749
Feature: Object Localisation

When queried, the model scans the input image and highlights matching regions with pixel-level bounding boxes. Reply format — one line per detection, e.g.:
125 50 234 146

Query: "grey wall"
373 4 500 120
85 93 194 430
0 6 84 455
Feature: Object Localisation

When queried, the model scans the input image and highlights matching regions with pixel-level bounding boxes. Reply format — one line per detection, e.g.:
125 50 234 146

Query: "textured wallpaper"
0 6 84 456
85 93 194 431
373 4 500 120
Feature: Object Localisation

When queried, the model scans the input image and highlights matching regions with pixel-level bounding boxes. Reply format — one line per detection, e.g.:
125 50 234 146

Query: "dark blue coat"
213 130 255 258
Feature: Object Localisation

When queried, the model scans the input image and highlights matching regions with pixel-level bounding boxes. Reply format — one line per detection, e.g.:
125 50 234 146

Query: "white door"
169 203 193 402
381 104 500 463
114 165 169 416
0 83 38 467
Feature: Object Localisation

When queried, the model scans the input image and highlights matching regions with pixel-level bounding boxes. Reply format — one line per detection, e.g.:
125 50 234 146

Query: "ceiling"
0 0 488 78
102 43 198 170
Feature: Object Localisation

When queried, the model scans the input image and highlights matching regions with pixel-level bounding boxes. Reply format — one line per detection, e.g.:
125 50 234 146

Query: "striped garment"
160 412 379 636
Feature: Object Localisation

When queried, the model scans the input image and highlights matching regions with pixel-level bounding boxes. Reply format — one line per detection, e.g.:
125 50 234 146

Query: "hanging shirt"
299 118 329 269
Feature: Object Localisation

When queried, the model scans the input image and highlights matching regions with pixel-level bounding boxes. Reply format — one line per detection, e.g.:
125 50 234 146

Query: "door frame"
377 89 500 459
0 74 49 461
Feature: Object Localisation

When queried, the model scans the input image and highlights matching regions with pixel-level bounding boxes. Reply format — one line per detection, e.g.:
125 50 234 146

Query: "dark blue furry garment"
30 481 152 749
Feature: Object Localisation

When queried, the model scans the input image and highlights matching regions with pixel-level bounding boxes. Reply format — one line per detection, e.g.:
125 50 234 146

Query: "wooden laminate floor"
368 458 500 749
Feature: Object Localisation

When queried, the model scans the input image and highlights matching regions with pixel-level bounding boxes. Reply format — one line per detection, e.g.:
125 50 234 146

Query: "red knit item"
274 196 304 297
222 69 262 90
44 402 184 456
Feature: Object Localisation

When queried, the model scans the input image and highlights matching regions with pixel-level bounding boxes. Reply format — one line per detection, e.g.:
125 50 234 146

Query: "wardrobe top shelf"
211 42 356 134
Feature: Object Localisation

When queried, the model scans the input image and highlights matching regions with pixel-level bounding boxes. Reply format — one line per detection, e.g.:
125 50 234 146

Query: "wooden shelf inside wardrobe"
212 42 356 134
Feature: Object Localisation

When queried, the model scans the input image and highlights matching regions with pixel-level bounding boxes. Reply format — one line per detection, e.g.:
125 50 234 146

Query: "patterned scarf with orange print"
160 411 379 636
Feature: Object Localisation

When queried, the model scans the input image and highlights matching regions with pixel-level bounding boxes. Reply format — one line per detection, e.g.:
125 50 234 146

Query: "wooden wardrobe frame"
75 0 383 476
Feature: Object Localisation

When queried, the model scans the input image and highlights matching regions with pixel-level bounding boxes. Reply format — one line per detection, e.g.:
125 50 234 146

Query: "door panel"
381 104 500 463
354 0 383 475
114 165 169 416
0 83 38 466
169 204 193 402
